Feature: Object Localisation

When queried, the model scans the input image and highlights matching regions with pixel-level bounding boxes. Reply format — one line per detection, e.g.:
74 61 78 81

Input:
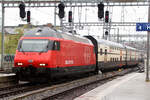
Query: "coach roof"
94 36 124 48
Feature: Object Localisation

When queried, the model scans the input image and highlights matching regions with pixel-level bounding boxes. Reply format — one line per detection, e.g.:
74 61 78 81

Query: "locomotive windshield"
18 39 53 52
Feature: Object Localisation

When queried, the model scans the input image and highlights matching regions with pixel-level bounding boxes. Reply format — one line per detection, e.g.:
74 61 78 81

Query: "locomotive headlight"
17 63 23 66
39 64 46 66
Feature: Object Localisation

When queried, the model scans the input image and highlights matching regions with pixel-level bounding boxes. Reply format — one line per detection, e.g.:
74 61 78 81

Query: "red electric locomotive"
13 27 96 81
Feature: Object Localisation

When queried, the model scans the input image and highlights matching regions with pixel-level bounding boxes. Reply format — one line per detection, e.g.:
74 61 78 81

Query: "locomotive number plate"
28 60 33 63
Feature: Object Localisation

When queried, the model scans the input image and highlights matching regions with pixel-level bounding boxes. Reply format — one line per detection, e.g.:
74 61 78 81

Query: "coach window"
110 47 112 50
105 49 107 55
100 49 103 55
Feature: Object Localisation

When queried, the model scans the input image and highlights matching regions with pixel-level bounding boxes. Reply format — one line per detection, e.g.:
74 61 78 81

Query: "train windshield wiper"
39 49 46 55
39 45 48 54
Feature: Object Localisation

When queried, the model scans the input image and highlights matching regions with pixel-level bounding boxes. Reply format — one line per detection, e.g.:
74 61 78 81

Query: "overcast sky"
0 4 148 41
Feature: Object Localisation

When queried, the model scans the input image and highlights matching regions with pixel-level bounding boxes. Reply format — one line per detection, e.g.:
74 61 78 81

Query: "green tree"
4 28 24 54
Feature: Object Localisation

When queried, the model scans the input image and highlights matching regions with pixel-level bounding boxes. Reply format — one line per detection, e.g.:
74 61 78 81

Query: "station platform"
0 73 16 87
74 72 150 100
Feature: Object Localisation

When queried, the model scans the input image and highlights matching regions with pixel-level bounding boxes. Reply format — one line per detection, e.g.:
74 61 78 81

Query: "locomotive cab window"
18 39 60 52
18 39 50 52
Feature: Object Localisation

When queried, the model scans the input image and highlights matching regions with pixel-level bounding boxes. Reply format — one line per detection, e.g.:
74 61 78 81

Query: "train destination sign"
136 23 150 31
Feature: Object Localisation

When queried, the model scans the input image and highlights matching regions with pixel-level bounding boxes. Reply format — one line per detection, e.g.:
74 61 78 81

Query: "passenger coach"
85 36 141 72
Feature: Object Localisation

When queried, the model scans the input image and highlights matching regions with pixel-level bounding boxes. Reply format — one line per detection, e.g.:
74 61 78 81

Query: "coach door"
54 41 61 66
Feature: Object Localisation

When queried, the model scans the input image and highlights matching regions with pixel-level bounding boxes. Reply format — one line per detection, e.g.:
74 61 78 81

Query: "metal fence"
2 54 15 72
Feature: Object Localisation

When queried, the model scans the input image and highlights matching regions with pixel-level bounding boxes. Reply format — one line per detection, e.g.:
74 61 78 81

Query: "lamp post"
1 0 5 70
146 0 150 82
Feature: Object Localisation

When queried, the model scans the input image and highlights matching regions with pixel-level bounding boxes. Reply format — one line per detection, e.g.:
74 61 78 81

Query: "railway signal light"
27 11 31 23
105 31 108 35
68 11 72 23
19 2 26 19
105 11 109 23
58 2 65 19
97 2 104 19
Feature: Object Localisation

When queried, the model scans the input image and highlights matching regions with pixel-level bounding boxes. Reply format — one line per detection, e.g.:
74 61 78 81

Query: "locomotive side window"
53 41 60 50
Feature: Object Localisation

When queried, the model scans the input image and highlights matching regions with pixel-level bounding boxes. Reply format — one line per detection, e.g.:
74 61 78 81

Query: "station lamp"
19 2 26 19
58 2 65 19
97 2 104 19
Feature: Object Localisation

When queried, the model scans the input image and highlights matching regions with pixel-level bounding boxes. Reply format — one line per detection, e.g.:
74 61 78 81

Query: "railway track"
0 83 52 99
1 67 138 100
